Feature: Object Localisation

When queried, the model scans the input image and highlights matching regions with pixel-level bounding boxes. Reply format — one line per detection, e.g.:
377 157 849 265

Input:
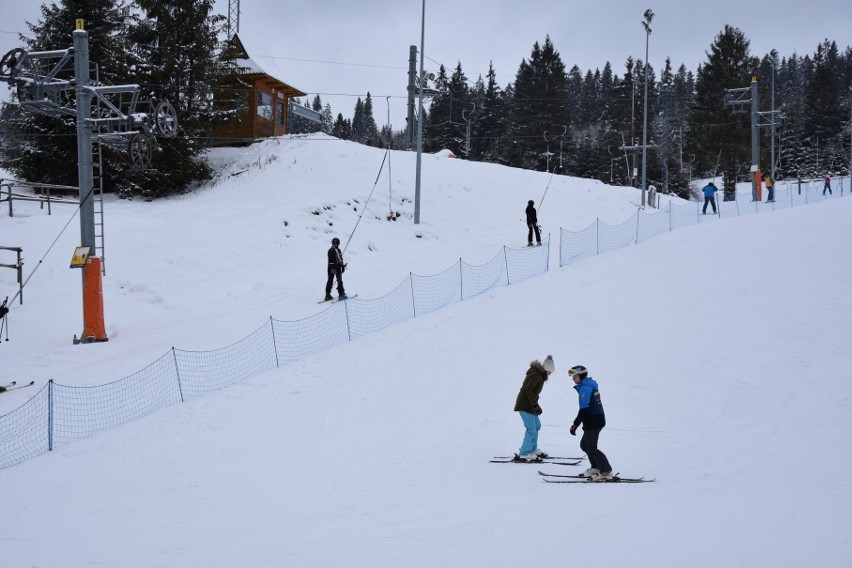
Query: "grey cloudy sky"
2 0 851 127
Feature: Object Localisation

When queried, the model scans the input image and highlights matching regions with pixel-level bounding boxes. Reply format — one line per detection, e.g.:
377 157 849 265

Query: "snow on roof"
232 33 306 94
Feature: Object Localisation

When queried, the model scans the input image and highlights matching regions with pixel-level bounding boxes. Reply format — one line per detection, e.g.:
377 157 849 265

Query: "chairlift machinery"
0 44 178 169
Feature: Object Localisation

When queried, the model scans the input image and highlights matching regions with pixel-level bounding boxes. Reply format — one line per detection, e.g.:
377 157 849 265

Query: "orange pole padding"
82 256 108 341
756 169 763 201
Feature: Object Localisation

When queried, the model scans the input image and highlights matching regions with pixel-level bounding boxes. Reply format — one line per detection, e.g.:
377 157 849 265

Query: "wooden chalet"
213 34 307 145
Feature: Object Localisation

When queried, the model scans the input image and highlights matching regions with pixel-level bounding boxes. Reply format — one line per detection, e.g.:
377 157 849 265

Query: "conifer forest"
1 1 850 199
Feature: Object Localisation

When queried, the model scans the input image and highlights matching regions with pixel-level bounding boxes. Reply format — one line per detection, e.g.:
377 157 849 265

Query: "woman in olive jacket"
513 355 555 461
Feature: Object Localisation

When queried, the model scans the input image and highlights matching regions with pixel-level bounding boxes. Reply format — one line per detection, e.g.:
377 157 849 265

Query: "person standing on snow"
513 355 555 462
764 174 775 203
569 365 613 481
824 175 832 196
525 200 542 246
702 181 718 214
325 237 347 301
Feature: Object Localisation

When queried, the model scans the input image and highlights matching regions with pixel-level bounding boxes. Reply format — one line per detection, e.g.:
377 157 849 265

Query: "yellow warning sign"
70 246 91 268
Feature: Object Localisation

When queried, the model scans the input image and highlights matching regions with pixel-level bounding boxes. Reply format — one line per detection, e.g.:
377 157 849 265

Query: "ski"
542 477 654 483
493 455 584 461
318 294 358 304
0 380 34 393
538 470 654 483
490 459 581 466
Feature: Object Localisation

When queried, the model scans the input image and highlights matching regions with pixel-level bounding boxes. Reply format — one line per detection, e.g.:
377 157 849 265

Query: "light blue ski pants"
518 411 541 456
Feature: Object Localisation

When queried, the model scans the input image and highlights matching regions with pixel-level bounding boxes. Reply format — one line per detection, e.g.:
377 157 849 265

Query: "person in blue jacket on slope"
569 365 613 481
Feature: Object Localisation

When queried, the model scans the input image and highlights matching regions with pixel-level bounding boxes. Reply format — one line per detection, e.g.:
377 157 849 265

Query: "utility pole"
770 60 776 181
73 29 95 260
0 22 177 343
640 9 654 208
414 0 426 224
751 77 759 200
407 45 417 150
725 77 763 200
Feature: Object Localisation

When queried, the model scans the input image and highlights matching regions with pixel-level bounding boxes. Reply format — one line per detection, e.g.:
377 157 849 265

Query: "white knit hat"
542 355 555 373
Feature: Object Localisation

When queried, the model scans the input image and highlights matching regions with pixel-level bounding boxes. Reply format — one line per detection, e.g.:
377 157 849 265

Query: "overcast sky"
1 0 851 128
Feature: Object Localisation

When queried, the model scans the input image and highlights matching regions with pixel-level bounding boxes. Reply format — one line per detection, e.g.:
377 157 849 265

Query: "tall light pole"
414 0 426 224
640 9 654 208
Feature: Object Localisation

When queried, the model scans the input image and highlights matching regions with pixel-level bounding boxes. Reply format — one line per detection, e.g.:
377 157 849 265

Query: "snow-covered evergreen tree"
0 0 133 187
122 0 228 197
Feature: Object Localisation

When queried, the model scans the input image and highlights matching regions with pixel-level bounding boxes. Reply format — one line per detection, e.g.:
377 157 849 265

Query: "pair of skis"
490 455 583 466
538 470 655 483
0 380 35 394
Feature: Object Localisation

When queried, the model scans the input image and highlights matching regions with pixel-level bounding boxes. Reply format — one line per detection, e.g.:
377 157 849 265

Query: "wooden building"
213 34 307 145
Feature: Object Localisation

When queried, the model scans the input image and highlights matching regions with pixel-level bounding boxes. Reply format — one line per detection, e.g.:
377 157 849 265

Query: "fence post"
458 258 463 301
47 379 54 452
503 247 510 285
409 273 417 317
270 316 280 368
635 210 640 244
546 235 550 271
558 228 562 267
668 201 672 232
596 219 600 255
171 347 185 403
343 300 352 341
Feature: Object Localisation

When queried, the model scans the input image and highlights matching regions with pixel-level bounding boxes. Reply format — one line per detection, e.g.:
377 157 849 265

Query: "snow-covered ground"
1 136 850 567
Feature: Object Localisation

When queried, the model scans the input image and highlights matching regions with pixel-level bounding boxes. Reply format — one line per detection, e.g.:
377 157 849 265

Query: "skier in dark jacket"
513 355 555 461
569 365 613 480
325 237 347 301
525 200 541 246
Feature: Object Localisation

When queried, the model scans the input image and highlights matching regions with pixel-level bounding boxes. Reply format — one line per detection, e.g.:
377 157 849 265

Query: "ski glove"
534 404 543 416
569 423 578 436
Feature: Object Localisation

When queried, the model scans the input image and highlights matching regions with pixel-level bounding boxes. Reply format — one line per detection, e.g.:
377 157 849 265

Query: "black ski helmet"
528 200 534 206
332 237 340 246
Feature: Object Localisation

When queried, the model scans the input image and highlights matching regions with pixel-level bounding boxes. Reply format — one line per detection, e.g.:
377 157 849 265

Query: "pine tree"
424 64 451 153
507 36 571 171
124 0 228 197
332 113 351 140
468 62 505 163
0 0 133 187
321 103 334 135
689 25 757 199
361 92 379 145
609 57 641 185
350 97 365 143
805 40 845 176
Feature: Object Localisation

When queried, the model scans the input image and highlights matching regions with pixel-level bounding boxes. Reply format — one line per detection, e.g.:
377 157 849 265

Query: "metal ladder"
91 139 106 275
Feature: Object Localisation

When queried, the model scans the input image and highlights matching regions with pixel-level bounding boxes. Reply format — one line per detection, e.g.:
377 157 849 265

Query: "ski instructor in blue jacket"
569 365 613 481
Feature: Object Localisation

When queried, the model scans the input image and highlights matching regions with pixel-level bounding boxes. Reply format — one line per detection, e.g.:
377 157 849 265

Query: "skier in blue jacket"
702 182 718 214
569 365 613 481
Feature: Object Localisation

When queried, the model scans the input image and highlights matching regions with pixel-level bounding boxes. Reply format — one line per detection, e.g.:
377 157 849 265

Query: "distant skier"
702 181 718 214
764 174 775 203
325 237 347 301
513 355 555 462
824 175 832 196
525 200 541 246
569 365 613 481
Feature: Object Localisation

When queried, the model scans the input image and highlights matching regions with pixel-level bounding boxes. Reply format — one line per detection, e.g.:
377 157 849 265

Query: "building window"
276 102 285 126
257 91 273 121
